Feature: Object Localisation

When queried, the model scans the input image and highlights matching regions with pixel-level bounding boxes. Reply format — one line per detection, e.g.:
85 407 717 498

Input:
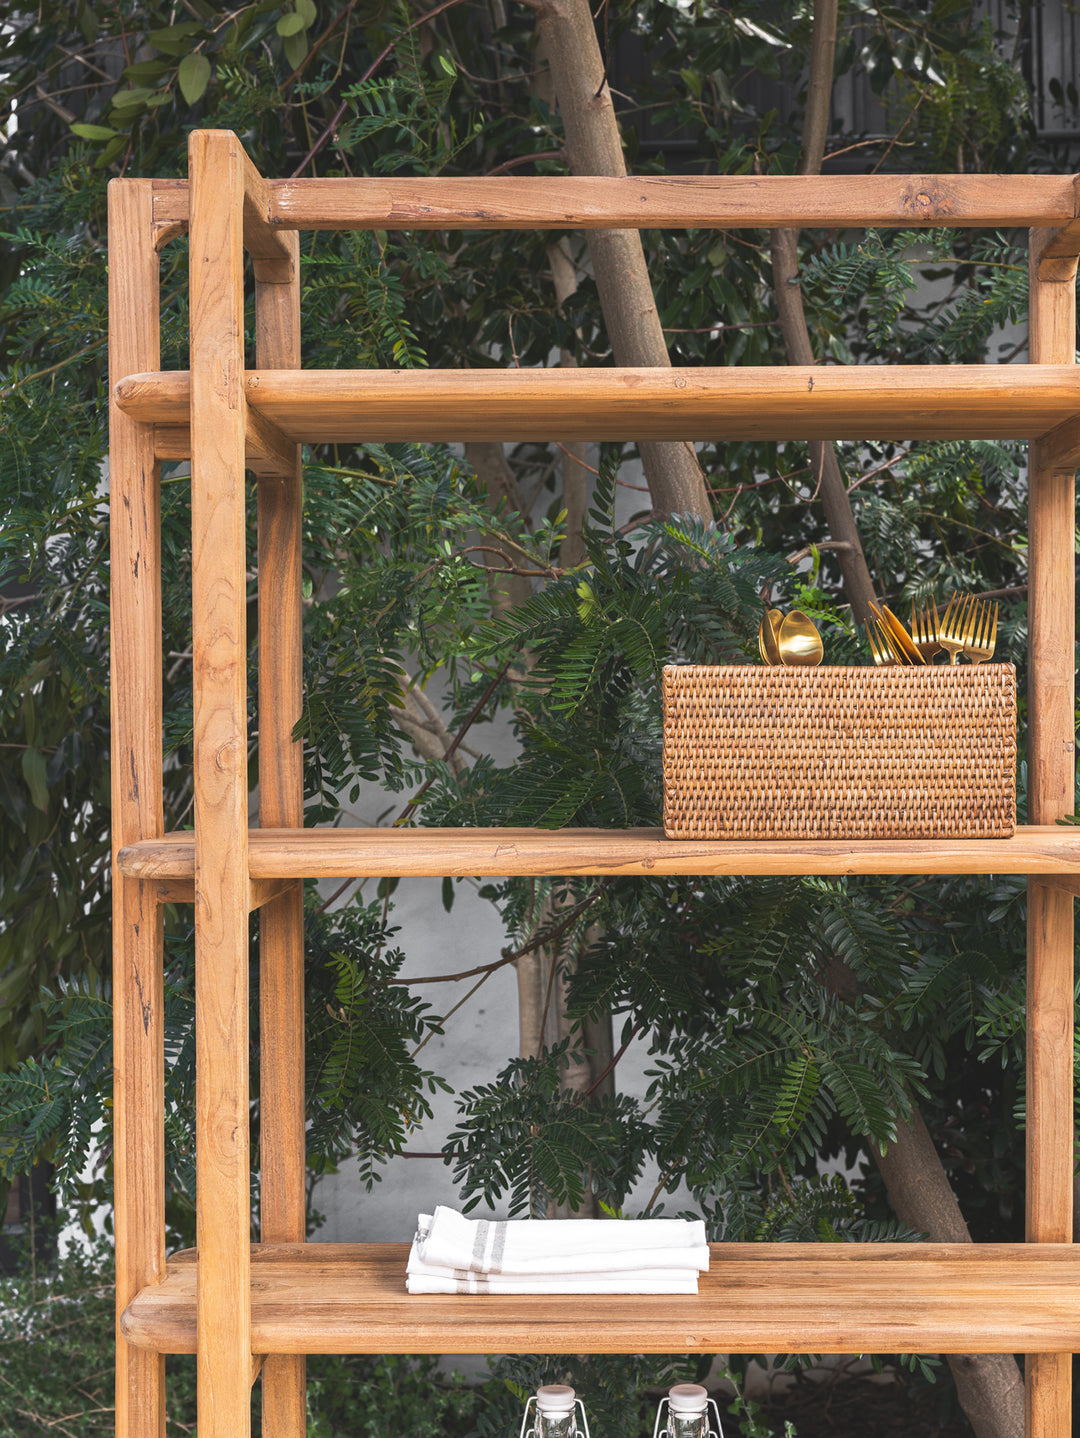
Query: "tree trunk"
530 0 711 521
518 898 611 1218
768 0 877 624
873 1111 1025 1438
548 236 589 568
466 441 534 615
791 20 1019 1430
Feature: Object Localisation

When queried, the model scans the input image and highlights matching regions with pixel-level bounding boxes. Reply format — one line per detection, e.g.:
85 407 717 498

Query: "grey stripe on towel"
489 1222 506 1274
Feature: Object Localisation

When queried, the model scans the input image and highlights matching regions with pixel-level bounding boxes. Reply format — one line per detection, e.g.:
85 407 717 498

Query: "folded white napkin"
405 1207 709 1295
407 1269 700 1295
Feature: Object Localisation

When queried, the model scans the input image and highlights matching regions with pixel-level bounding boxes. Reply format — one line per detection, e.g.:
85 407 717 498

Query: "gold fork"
910 596 942 663
938 593 971 665
865 618 898 666
965 598 998 665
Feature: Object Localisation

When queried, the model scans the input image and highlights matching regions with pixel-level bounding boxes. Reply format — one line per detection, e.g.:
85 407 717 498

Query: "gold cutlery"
938 593 971 665
759 608 783 666
777 610 824 666
910 596 942 663
866 619 896 666
869 602 924 665
964 598 998 665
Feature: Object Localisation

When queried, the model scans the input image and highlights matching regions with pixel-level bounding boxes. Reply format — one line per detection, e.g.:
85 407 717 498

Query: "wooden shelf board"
121 1241 1080 1356
149 173 1080 233
113 366 1080 445
116 825 1080 881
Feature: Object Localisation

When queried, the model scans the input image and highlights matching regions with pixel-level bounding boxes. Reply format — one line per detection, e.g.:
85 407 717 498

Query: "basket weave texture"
662 663 1017 840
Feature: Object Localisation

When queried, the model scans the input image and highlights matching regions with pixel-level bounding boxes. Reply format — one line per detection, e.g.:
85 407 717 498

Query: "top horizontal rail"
151 173 1080 234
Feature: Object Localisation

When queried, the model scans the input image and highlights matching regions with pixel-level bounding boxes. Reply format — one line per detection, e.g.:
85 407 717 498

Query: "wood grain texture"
1030 873 1080 899
1027 881 1074 1246
1026 229 1077 1438
238 149 293 272
120 1242 1080 1356
1034 188 1080 276
149 173 1080 233
1028 247 1078 827
146 412 291 472
188 129 253 1438
1031 411 1080 470
116 825 1080 880
245 406 297 478
113 364 1080 443
131 877 294 909
255 227 307 1438
1027 1353 1073 1438
108 177 167 1438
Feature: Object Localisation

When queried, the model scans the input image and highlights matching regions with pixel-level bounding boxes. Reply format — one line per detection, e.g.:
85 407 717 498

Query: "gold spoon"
760 608 783 666
778 610 824 666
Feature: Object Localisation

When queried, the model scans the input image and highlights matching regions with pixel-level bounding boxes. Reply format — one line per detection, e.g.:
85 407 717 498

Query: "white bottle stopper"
536 1386 577 1415
668 1384 709 1415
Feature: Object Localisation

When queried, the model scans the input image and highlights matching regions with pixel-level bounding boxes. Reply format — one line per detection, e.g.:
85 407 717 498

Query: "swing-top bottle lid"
536 1386 576 1414
668 1384 709 1414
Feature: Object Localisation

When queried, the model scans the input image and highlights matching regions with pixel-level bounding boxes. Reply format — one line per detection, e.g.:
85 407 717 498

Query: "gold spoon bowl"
778 610 824 666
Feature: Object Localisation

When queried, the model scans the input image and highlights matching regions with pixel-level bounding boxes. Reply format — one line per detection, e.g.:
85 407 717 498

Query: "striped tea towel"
405 1206 708 1295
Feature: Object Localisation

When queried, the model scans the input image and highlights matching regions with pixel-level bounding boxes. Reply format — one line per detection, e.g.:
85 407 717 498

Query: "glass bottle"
534 1385 578 1438
665 1384 711 1438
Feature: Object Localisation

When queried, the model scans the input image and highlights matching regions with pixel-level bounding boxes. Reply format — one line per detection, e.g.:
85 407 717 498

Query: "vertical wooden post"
109 178 167 1438
1026 229 1077 1438
255 231 308 1436
189 130 253 1438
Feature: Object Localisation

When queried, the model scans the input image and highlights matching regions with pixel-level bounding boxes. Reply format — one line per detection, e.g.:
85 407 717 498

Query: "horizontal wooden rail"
122 1241 1080 1356
149 173 1080 233
116 825 1080 881
114 365 1080 445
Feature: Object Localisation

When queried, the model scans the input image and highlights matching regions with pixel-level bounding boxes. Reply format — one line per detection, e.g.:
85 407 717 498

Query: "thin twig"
290 0 476 177
486 149 566 175
411 968 491 1057
387 892 603 984
313 874 362 916
281 0 360 93
661 320 777 334
786 539 852 566
554 441 599 476
393 948 522 988
1 338 108 397
582 1020 641 1098
459 543 563 578
394 659 513 825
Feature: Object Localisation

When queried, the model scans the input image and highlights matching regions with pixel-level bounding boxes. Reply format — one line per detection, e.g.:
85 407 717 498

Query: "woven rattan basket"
662 663 1017 840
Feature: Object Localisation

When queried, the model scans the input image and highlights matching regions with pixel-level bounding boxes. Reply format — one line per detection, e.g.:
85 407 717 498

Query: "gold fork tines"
865 619 896 666
910 596 942 663
966 598 999 665
938 593 971 665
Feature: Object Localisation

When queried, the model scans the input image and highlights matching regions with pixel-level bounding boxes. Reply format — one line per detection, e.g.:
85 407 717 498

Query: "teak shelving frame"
108 131 1080 1438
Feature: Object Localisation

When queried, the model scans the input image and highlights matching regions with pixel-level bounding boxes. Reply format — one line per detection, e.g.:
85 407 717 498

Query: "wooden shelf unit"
109 131 1079 1438
121 1243 1080 1358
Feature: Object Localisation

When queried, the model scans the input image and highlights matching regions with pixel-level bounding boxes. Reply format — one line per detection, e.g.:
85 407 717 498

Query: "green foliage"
446 1041 652 1216
0 1230 488 1437
302 903 454 1184
0 1235 121 1438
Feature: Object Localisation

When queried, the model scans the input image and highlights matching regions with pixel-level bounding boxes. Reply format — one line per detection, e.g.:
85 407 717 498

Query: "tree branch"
290 0 475 176
768 0 877 625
